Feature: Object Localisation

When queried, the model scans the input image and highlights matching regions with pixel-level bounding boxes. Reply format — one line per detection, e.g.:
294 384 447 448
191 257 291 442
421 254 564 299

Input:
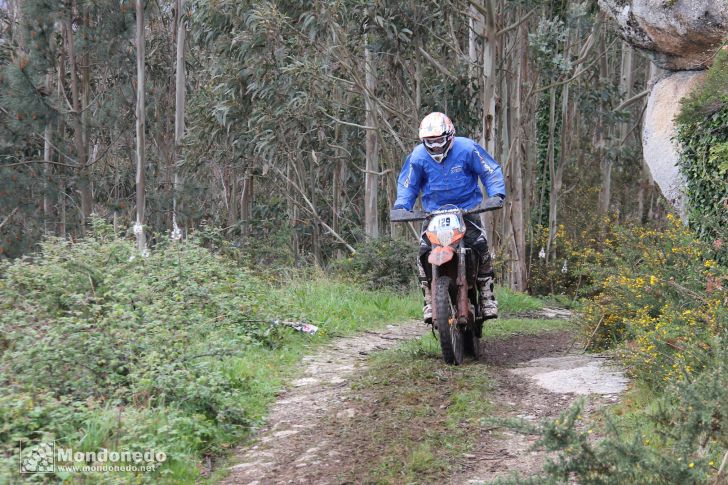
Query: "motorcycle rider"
393 112 506 323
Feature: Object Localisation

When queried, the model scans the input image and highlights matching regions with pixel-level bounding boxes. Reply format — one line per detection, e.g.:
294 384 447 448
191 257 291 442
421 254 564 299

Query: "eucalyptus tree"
134 0 147 255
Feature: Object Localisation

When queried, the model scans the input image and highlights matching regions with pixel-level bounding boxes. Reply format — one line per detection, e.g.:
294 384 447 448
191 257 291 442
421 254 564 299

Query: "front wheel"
435 276 464 365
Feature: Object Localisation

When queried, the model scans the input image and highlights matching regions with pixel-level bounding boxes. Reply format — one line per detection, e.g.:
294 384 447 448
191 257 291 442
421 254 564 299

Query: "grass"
496 286 545 313
0 223 561 484
272 276 422 337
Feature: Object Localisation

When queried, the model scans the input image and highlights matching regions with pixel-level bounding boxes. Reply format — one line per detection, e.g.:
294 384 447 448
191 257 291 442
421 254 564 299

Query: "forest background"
0 0 662 294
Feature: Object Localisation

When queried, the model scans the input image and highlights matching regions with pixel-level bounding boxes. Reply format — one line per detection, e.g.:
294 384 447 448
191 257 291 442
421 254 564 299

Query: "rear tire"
435 276 458 365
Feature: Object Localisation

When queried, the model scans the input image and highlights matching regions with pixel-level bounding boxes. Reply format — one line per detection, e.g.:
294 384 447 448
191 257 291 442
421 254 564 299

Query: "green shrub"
0 221 288 482
332 237 417 293
581 216 727 387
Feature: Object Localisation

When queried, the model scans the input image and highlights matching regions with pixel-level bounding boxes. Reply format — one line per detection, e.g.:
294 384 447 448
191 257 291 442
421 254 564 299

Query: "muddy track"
220 316 625 485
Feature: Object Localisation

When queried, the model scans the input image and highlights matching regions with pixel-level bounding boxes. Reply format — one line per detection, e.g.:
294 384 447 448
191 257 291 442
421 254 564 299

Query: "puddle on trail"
510 355 628 395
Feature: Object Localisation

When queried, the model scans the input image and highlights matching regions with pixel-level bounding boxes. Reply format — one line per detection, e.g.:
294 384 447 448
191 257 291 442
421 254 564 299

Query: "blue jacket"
393 137 506 212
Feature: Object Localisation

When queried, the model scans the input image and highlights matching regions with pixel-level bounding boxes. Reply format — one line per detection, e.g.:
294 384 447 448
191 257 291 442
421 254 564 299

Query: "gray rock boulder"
599 0 728 70
642 70 707 215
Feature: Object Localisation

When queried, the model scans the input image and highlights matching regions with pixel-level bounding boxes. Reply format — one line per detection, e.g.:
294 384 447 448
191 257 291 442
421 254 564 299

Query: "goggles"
423 135 448 154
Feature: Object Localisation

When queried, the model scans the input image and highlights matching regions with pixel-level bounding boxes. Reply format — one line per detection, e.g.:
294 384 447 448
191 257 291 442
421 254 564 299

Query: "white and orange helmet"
419 112 455 163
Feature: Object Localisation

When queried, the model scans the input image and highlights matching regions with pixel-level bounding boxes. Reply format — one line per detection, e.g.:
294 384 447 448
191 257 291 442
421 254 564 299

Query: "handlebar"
389 196 504 223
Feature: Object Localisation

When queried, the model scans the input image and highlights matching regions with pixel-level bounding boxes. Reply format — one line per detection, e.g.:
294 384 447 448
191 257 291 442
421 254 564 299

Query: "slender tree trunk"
227 173 237 229
64 6 91 229
548 81 570 256
172 0 186 239
415 36 422 118
134 0 147 255
43 73 53 234
310 151 322 266
618 42 634 142
287 159 299 258
637 60 656 222
240 175 253 236
81 10 91 218
481 0 497 154
480 0 498 245
57 49 67 238
508 16 529 291
364 44 379 239
544 85 558 261
597 25 612 218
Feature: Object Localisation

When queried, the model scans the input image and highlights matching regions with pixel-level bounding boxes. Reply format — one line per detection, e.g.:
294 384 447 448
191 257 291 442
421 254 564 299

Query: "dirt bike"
390 197 504 365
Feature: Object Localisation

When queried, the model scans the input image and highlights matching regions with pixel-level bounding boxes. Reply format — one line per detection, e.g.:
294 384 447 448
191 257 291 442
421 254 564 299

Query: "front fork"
431 263 439 323
456 241 469 325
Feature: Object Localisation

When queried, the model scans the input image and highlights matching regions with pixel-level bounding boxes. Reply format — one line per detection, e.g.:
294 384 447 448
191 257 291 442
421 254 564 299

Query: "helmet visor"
423 135 448 154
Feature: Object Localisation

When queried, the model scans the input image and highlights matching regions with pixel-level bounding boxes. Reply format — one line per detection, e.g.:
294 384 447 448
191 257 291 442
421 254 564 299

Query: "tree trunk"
56 50 67 238
240 175 253 237
134 0 147 255
43 73 53 234
480 0 498 245
64 6 91 229
597 25 612 218
618 42 634 142
364 44 379 239
481 0 497 154
227 173 237 229
508 16 529 291
544 86 558 261
172 0 186 239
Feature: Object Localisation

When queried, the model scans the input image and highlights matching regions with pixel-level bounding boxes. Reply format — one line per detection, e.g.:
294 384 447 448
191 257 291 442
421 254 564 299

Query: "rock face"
599 0 728 70
642 70 707 215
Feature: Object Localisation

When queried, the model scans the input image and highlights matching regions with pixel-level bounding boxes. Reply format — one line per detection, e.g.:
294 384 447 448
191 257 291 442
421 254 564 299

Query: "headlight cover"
436 227 454 246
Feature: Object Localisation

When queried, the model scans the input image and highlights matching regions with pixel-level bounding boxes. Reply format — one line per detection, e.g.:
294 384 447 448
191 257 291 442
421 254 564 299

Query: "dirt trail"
221 321 427 485
221 313 626 485
454 332 626 484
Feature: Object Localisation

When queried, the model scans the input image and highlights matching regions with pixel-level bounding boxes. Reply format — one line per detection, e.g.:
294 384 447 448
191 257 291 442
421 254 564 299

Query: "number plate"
427 214 463 232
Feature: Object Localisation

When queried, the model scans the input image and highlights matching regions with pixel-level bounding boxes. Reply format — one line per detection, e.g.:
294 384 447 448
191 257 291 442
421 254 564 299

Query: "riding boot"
478 275 498 319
